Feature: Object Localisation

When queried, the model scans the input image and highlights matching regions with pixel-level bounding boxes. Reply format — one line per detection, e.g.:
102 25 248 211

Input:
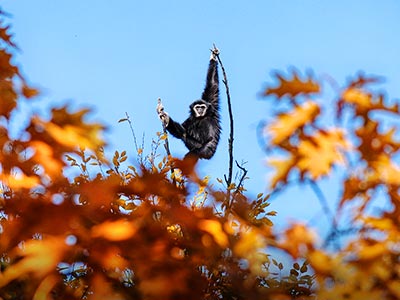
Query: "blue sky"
3 1 400 232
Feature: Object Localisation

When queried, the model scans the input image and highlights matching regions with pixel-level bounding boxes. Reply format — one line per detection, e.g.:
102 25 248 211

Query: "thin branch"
157 98 176 184
124 112 140 153
306 178 335 223
305 178 342 250
235 160 248 191
123 112 145 166
224 161 248 214
214 45 234 187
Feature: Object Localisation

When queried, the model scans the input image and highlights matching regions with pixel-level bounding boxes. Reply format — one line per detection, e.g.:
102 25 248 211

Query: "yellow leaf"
32 107 105 151
198 219 228 248
370 155 400 185
2 172 39 189
264 71 320 99
388 281 400 298
358 243 387 261
266 101 320 145
234 229 264 258
298 129 351 179
341 88 371 108
279 223 316 258
92 219 137 241
46 123 103 150
30 141 63 177
267 155 295 189
308 250 333 274
33 274 58 300
362 217 394 231
0 237 67 288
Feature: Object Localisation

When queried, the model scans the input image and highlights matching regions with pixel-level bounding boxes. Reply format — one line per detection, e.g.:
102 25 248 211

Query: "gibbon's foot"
210 45 220 61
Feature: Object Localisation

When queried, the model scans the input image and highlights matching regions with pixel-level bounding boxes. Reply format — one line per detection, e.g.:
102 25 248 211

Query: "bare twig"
305 178 341 250
306 178 335 223
124 112 140 152
235 160 248 191
122 112 145 166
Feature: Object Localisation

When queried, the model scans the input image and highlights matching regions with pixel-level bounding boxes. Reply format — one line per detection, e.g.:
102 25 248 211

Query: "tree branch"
157 98 176 184
214 45 234 188
235 160 248 191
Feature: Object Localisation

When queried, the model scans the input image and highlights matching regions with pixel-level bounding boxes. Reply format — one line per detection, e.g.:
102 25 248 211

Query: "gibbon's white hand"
210 45 220 61
156 100 170 126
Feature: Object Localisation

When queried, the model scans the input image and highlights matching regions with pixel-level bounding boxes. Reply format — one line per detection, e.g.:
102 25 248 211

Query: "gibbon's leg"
189 137 217 159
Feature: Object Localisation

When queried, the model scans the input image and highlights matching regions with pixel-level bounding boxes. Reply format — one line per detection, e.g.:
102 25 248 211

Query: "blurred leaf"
297 129 350 179
198 219 228 248
1 172 39 189
267 155 295 189
22 85 39 98
0 237 67 288
264 70 320 99
0 22 17 48
266 101 320 145
91 219 138 241
32 107 105 151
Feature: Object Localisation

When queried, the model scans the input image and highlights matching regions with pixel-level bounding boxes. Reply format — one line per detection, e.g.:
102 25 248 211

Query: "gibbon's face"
193 103 207 117
191 101 209 118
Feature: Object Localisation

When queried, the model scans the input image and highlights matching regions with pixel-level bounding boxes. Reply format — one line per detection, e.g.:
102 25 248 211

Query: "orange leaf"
233 229 264 258
33 274 58 300
22 85 39 98
92 219 138 241
32 107 105 151
267 155 295 189
0 237 67 288
264 71 320 99
198 219 228 248
1 172 40 189
279 223 316 258
370 155 400 185
308 250 333 274
30 141 63 177
298 129 350 179
357 243 387 261
0 23 17 48
266 101 320 145
0 79 17 117
341 88 372 108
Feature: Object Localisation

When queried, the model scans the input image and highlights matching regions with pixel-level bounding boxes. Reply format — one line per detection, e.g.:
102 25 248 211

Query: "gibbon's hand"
210 45 220 61
156 101 170 126
159 111 170 126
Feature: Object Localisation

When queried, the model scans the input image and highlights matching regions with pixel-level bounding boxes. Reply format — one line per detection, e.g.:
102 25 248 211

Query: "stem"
157 98 176 184
215 51 234 187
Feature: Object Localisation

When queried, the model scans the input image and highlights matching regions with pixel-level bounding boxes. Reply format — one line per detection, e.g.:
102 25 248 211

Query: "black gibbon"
157 48 221 159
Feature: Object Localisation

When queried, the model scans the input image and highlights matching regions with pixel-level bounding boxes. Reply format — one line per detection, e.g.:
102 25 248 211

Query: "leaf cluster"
261 69 400 299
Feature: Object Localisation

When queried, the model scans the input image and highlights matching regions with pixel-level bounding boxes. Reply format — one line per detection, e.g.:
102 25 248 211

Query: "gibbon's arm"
157 101 203 150
201 54 219 110
166 118 203 150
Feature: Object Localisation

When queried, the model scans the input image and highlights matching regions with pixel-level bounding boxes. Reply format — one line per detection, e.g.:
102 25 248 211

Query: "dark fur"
166 59 221 159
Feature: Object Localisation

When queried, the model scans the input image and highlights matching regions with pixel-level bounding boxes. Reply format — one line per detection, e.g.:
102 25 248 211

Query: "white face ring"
194 104 207 117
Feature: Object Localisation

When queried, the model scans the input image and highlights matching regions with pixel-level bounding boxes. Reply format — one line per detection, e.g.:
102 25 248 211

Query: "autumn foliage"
1 10 400 300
